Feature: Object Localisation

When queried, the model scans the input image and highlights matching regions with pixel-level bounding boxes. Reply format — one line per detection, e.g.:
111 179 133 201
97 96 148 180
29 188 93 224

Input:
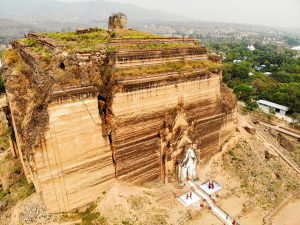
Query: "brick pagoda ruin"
2 16 237 213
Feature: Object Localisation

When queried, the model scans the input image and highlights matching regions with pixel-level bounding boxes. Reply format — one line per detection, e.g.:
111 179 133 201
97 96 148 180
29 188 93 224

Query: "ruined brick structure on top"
108 12 128 30
3 24 237 213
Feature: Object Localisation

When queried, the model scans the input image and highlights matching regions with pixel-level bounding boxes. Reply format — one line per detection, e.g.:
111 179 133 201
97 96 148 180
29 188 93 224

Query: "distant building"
263 72 272 76
247 44 255 51
291 46 300 51
257 100 289 117
233 59 241 63
254 65 261 71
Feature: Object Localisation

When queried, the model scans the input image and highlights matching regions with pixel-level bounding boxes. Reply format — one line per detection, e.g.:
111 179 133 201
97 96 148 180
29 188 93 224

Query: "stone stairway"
187 181 241 225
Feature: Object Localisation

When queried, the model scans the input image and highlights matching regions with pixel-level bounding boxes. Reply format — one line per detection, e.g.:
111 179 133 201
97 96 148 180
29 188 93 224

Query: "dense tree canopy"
207 40 300 113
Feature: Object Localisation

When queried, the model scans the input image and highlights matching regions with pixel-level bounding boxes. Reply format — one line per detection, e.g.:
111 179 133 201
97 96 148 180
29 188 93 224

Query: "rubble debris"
244 126 256 135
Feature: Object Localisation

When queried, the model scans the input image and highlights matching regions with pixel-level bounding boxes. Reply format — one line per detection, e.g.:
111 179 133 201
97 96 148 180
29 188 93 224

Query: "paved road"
187 181 240 225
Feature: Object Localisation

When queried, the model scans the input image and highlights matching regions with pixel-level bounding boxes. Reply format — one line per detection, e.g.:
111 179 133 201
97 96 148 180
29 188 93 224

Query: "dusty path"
256 120 300 139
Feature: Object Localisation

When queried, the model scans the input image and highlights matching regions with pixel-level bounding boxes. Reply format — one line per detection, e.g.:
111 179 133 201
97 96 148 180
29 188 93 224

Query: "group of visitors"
186 192 193 200
208 180 215 189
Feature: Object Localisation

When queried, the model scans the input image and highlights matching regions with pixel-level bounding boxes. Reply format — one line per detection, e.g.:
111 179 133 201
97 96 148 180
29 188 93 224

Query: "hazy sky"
58 0 300 28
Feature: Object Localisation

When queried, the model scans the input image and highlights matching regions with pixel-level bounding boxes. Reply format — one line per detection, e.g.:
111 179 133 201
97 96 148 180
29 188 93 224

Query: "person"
232 220 236 225
211 180 214 189
208 181 211 189
189 192 192 199
186 193 189 200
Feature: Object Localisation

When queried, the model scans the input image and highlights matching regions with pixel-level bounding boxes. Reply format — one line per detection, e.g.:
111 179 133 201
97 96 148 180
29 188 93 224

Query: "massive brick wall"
6 33 237 213
32 98 115 212
111 74 227 184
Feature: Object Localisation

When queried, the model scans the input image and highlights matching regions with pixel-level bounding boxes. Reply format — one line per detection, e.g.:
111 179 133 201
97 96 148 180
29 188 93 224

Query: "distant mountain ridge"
0 0 190 23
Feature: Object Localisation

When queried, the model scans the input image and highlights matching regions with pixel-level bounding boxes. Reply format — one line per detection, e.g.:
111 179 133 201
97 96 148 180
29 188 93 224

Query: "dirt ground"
271 199 300 225
1 110 300 225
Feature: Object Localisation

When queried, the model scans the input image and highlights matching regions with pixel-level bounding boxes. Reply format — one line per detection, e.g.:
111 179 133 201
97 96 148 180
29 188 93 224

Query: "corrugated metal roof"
257 100 289 111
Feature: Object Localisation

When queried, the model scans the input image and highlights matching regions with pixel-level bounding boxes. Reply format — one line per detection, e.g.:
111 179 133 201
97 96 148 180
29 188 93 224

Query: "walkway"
257 120 300 139
187 181 241 225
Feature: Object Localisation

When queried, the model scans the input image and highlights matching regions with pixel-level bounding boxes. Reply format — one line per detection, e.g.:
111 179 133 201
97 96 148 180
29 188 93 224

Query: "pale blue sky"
57 0 300 28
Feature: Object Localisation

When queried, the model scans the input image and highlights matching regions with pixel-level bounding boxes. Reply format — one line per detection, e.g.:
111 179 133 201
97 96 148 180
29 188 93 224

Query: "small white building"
291 46 300 51
233 59 241 63
263 72 272 76
247 44 255 51
257 100 289 117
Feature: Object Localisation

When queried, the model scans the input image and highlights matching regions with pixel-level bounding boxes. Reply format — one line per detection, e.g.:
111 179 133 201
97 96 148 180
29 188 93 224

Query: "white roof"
247 44 255 51
291 46 300 51
263 72 272 75
257 100 289 111
177 191 201 207
199 180 222 196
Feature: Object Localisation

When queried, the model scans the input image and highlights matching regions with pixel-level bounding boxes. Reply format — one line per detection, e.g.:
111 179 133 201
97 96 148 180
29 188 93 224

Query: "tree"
233 84 255 101
231 61 252 80
223 63 232 82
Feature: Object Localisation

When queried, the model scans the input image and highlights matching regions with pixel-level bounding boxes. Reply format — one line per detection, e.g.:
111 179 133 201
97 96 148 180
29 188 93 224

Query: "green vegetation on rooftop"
42 29 109 43
113 60 222 78
25 29 195 52
112 42 197 50
40 29 162 50
40 29 109 51
22 38 52 61
111 29 162 39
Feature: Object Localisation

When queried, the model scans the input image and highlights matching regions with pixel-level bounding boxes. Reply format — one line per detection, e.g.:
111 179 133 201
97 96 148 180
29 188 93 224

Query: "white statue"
178 147 197 184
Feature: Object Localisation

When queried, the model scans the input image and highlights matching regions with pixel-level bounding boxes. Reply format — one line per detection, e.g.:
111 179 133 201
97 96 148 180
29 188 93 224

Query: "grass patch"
112 42 198 50
42 29 109 43
286 143 300 167
113 60 222 78
0 117 10 151
122 220 134 225
23 38 37 47
22 38 52 61
2 49 19 65
39 29 162 51
112 29 162 39
0 153 35 209
41 30 109 52
129 196 145 211
77 203 107 225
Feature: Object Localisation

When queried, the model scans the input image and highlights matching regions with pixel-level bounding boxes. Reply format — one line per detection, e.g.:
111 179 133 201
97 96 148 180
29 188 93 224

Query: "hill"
0 0 189 23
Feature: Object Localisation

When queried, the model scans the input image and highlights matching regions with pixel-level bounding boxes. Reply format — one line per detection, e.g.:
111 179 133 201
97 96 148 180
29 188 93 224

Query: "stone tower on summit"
108 12 128 30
